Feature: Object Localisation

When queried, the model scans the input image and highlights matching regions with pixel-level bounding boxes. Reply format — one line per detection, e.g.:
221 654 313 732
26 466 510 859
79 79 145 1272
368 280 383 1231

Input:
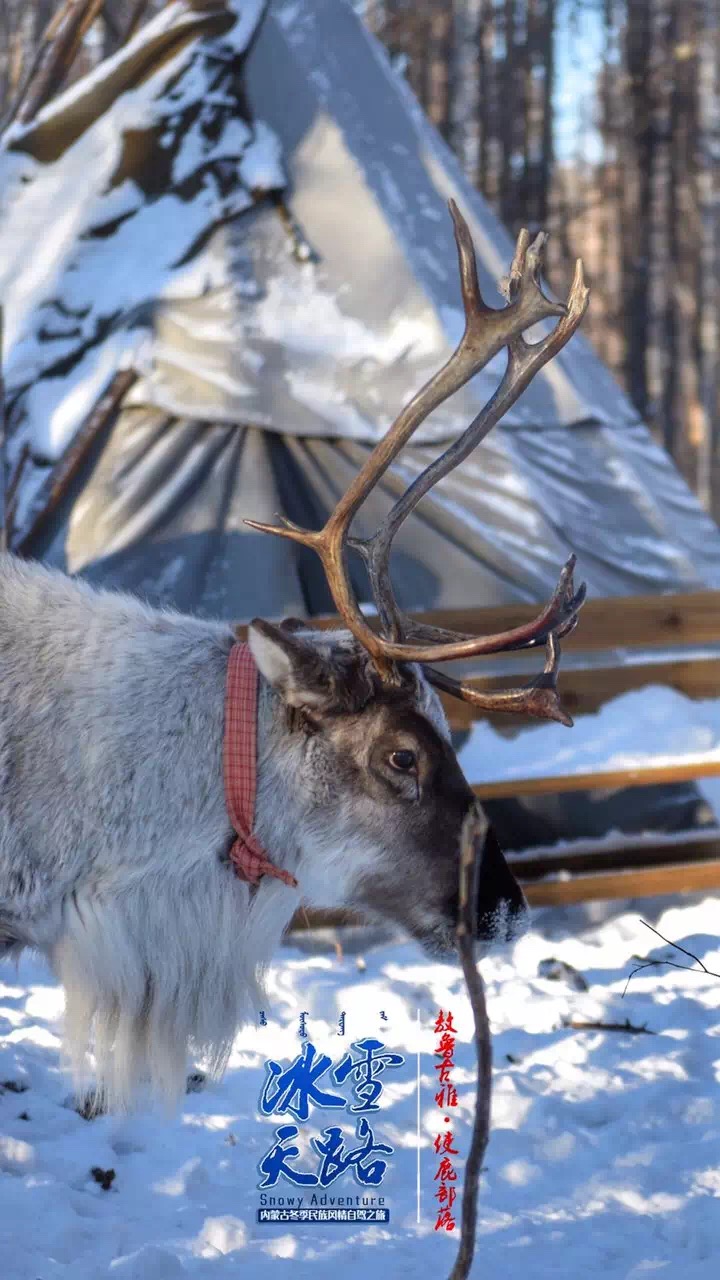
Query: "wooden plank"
402 592 720 653
510 832 720 880
286 850 720 928
237 590 720 656
441 656 720 729
288 908 363 932
524 858 720 906
473 758 720 800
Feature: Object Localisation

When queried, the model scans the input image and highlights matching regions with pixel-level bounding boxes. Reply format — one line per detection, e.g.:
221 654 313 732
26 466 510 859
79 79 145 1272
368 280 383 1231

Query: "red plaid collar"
224 642 298 890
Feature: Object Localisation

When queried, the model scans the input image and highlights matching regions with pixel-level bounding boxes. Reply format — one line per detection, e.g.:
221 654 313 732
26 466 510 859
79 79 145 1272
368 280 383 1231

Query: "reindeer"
0 204 588 1108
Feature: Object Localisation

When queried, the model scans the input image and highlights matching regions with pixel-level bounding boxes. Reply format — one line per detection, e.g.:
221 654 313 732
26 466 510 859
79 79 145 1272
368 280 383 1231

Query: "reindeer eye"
389 749 417 773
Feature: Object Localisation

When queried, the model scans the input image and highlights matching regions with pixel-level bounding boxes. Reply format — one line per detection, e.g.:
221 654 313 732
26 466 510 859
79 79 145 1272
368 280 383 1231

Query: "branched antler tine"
353 256 589 657
347 535 584 665
245 204 588 678
505 228 531 300
555 613 579 643
347 534 583 656
424 632 573 727
347 535 402 638
448 198 489 327
336 563 583 668
332 203 567 536
390 580 585 651
543 629 560 670
505 227 564 321
523 231 550 286
509 255 588 372
243 515 320 548
498 580 586 652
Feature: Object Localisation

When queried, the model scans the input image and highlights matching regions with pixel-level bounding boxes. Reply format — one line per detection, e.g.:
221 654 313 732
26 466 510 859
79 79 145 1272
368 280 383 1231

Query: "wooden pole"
17 0 104 125
2 2 71 129
13 368 137 556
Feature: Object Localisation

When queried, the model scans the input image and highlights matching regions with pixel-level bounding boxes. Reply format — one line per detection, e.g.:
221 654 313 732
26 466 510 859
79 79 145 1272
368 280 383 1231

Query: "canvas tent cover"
4 0 720 618
2 0 720 845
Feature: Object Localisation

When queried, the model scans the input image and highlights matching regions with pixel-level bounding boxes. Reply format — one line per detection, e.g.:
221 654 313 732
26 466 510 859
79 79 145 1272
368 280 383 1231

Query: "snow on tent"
3 0 720 854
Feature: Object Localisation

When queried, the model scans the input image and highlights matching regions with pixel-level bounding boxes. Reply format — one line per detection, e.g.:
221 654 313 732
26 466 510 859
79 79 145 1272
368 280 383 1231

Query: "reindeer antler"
246 201 590 724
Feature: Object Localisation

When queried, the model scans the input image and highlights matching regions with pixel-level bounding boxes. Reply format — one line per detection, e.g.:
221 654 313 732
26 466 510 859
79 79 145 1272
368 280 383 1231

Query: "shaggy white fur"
0 554 524 1109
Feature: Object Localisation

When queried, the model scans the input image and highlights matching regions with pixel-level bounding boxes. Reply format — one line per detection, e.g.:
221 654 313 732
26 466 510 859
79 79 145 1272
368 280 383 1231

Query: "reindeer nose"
474 822 528 944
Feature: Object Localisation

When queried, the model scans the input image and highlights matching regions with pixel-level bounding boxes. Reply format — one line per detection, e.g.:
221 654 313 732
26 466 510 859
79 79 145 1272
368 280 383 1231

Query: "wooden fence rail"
236 590 720 656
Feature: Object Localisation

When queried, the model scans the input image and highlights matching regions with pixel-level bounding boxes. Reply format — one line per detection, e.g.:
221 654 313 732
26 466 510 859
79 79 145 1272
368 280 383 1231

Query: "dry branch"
622 920 720 997
448 803 492 1280
561 1017 654 1035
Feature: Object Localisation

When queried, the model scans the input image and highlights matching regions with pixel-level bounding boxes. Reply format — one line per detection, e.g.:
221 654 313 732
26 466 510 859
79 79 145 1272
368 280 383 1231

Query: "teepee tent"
2 0 720 849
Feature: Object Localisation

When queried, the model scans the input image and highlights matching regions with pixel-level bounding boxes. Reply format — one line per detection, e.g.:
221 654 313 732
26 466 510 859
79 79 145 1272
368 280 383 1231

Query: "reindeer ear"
247 618 331 709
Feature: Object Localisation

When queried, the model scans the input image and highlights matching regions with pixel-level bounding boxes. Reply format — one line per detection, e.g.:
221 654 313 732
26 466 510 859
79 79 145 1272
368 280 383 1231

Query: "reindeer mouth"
412 894 530 960
476 897 530 950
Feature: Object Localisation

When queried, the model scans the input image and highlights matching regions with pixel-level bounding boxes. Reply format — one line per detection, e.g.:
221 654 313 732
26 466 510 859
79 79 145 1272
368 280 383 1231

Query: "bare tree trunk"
675 8 700 477
697 0 720 508
660 2 680 456
622 0 657 422
500 0 518 228
427 0 454 141
520 0 533 220
537 0 554 227
475 0 495 199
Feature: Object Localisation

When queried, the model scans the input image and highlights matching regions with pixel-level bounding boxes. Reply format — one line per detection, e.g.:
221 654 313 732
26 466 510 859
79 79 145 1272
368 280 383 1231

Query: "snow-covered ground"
2 892 720 1279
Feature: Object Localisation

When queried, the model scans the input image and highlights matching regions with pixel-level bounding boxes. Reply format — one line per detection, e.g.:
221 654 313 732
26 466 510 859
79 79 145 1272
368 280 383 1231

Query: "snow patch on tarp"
0 0 277 462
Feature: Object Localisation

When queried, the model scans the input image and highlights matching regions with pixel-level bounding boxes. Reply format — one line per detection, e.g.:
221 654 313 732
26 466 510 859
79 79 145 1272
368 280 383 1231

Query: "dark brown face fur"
248 618 528 955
